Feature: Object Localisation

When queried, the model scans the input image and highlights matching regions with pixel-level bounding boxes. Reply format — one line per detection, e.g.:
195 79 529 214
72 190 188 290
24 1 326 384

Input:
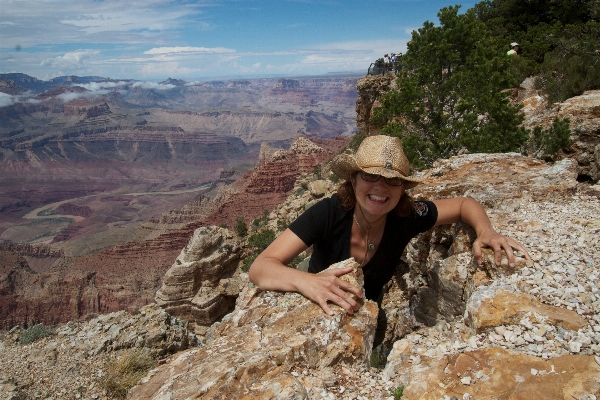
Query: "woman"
249 135 530 316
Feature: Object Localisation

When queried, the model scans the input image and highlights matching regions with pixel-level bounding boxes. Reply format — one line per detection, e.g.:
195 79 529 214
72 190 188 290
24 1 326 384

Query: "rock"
0 304 192 399
384 346 600 399
466 287 588 334
154 226 243 336
128 258 379 399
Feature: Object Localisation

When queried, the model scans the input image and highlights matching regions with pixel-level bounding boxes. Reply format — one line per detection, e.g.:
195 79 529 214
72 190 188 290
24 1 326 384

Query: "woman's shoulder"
412 200 436 218
310 194 349 215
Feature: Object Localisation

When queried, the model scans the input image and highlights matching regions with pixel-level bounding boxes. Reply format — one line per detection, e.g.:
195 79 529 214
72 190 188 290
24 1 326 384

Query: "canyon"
0 73 357 329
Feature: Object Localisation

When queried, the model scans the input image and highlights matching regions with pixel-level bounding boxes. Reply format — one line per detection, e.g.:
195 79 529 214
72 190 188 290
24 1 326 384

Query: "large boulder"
129 259 379 399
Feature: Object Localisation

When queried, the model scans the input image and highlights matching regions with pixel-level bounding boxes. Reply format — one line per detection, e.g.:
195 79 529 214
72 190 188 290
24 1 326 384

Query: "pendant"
368 243 375 251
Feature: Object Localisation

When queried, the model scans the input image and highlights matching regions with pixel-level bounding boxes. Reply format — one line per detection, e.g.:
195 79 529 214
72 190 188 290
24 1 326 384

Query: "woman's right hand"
297 266 363 315
248 229 363 316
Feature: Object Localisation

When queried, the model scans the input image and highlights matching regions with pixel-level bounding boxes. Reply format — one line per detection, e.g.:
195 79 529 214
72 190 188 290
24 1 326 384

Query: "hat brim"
330 153 423 189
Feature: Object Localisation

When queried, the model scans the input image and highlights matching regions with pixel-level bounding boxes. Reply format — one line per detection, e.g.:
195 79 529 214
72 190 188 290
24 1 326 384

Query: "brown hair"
336 175 415 217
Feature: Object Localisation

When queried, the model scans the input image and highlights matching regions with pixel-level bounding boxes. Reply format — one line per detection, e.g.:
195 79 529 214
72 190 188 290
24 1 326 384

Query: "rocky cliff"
2 152 599 398
126 152 600 399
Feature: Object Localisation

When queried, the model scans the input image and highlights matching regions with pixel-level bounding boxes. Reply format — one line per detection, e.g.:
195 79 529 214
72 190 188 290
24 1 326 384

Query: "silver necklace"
353 204 385 254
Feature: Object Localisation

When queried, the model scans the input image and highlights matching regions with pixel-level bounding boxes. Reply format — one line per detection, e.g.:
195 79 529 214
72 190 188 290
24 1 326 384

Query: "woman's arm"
432 197 531 267
248 228 363 315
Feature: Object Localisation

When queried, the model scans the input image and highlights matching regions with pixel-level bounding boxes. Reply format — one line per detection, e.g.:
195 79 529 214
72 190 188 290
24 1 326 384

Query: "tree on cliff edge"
374 6 529 169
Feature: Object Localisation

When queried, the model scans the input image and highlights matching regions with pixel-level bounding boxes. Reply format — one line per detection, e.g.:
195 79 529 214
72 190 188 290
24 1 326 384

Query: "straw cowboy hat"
330 135 424 189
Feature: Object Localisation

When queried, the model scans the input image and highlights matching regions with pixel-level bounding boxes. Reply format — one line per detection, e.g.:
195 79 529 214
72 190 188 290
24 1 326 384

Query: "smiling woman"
248 134 531 344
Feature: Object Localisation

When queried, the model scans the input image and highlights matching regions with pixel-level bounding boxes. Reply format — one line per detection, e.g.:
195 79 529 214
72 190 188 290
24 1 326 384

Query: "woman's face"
351 172 405 219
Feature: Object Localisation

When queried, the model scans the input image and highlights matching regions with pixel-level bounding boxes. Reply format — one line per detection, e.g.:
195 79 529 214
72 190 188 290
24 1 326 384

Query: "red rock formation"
204 136 349 228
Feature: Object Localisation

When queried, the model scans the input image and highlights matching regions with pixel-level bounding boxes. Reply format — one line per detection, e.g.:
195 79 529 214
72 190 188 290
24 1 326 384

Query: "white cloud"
77 81 129 91
41 50 100 68
0 93 16 108
0 92 42 108
60 8 195 35
0 0 208 48
131 81 176 90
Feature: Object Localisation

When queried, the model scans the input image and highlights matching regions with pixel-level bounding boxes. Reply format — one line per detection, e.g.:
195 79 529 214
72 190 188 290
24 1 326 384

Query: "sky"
0 0 479 82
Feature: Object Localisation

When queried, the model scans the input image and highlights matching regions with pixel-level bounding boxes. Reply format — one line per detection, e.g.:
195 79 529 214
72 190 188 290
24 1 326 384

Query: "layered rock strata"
203 136 345 228
154 226 244 336
0 136 347 330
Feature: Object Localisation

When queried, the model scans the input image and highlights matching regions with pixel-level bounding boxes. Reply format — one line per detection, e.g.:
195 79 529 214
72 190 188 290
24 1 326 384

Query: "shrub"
234 217 248 237
288 255 305 269
525 117 571 159
277 219 288 232
374 6 528 169
313 165 322 179
18 323 54 344
347 132 365 152
535 22 600 104
390 385 405 399
247 229 275 252
100 349 156 399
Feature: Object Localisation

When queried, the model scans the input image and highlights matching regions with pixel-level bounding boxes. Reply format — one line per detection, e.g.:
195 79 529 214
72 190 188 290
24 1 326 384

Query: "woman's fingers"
474 233 532 267
308 268 363 315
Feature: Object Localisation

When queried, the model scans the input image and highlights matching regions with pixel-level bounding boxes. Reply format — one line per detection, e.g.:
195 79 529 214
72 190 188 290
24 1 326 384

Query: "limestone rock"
129 258 379 399
154 226 243 336
355 75 396 135
384 343 600 399
520 85 600 183
466 286 588 333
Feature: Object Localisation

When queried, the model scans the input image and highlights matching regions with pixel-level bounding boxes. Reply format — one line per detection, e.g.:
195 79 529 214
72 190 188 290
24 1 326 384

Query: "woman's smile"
367 194 388 202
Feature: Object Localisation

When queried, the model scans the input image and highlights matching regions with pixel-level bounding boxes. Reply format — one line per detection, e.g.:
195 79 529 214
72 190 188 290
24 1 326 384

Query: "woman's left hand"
433 197 531 267
472 228 531 267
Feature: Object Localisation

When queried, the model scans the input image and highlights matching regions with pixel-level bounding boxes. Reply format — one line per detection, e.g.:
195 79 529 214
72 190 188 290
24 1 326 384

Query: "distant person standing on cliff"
249 135 530 318
507 42 520 56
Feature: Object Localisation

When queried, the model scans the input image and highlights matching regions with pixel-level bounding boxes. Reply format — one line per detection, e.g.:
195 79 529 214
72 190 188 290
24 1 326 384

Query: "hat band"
359 164 407 177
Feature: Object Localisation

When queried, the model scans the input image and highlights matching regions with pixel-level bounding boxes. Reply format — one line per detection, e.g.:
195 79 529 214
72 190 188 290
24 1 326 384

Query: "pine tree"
374 6 529 169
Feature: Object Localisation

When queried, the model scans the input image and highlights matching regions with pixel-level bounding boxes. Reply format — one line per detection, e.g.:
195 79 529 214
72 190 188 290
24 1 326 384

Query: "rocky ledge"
1 153 600 399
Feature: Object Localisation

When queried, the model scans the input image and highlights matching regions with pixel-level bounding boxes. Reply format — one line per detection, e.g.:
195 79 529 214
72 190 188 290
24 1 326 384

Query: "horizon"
0 0 478 82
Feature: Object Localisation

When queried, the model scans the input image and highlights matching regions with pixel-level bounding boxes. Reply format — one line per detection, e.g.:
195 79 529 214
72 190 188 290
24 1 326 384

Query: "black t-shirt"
289 194 438 300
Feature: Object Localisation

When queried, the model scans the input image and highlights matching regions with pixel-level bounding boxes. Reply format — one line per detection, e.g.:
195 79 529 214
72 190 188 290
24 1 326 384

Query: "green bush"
474 0 599 103
234 217 248 237
18 323 54 344
534 22 600 104
277 219 288 232
525 117 571 159
347 132 365 152
288 255 305 269
313 165 322 179
374 6 528 169
390 385 404 399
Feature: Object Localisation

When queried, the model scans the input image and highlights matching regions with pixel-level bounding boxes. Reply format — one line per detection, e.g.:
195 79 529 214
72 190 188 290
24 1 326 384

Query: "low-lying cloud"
0 80 180 108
